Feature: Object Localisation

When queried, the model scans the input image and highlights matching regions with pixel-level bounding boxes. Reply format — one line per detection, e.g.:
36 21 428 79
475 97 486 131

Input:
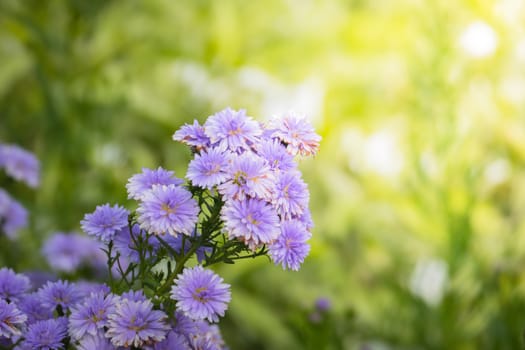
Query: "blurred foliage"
2 0 525 348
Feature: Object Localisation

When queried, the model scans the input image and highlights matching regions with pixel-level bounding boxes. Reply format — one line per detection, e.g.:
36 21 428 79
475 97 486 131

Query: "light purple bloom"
68 292 116 340
113 224 145 263
187 148 230 189
120 290 147 303
137 184 199 236
0 189 28 239
315 297 331 312
152 331 190 350
156 232 209 263
0 268 31 302
76 332 115 350
22 317 68 350
18 293 53 324
269 220 311 271
38 280 81 312
256 139 297 172
81 204 129 242
186 323 227 350
171 266 231 323
271 170 309 219
218 153 274 200
221 198 280 249
126 167 184 200
172 120 210 150
0 299 26 338
42 232 104 273
75 282 111 300
106 299 169 348
0 144 40 188
204 108 262 152
269 112 321 156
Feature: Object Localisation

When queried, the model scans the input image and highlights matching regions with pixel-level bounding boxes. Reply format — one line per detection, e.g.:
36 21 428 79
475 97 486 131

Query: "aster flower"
22 317 68 350
126 167 184 200
75 282 111 300
296 207 314 230
38 280 81 312
120 290 147 302
156 232 210 263
221 198 280 249
137 184 199 236
204 108 262 152
0 144 40 188
256 139 297 172
186 148 230 189
0 267 31 302
68 292 116 340
76 332 115 350
151 331 190 350
42 232 104 273
113 224 145 263
0 299 26 338
81 204 129 242
269 220 311 271
171 266 231 323
271 170 309 219
18 293 54 324
106 299 169 348
269 112 321 156
172 120 210 150
0 189 28 239
187 323 227 350
218 153 274 200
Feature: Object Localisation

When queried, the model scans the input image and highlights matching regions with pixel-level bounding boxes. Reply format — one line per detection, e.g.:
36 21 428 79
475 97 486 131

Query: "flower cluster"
1 108 319 349
0 144 40 239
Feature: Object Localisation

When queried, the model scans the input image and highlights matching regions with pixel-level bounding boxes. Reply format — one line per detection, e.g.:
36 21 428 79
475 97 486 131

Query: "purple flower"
113 224 145 263
0 268 31 302
22 317 68 350
120 290 147 303
269 220 311 271
256 139 297 172
0 299 26 338
271 170 309 219
75 282 111 300
0 144 40 188
18 293 53 324
221 198 280 249
106 299 169 348
155 232 209 263
42 232 104 273
76 332 115 350
0 189 28 239
218 153 274 200
296 207 314 230
38 280 81 312
186 148 230 189
186 323 227 350
137 184 199 236
315 297 331 312
172 120 210 150
152 331 190 350
269 112 321 156
68 292 116 340
81 204 129 242
204 108 262 152
171 266 231 323
126 167 184 200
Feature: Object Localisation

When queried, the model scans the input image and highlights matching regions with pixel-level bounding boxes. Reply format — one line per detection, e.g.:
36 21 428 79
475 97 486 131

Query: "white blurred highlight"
409 258 448 307
459 21 498 58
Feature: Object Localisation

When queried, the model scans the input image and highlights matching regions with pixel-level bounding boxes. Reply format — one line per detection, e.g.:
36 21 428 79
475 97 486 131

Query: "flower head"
173 120 210 150
0 189 28 239
221 198 280 249
187 148 230 189
76 332 115 350
171 266 231 323
204 108 262 152
269 112 321 156
271 170 309 219
0 268 31 302
218 153 274 200
126 167 184 200
256 139 297 172
38 280 81 312
22 317 68 350
81 204 129 242
18 293 54 324
42 232 104 273
113 224 146 263
0 144 40 188
68 292 116 340
106 299 169 348
152 331 191 350
137 184 199 236
0 299 26 338
269 220 311 271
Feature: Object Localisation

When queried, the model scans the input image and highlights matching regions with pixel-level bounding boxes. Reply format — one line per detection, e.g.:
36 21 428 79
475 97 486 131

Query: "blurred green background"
2 0 525 348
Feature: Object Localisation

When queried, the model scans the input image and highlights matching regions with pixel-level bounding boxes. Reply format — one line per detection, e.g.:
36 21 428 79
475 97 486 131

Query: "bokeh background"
2 0 525 348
